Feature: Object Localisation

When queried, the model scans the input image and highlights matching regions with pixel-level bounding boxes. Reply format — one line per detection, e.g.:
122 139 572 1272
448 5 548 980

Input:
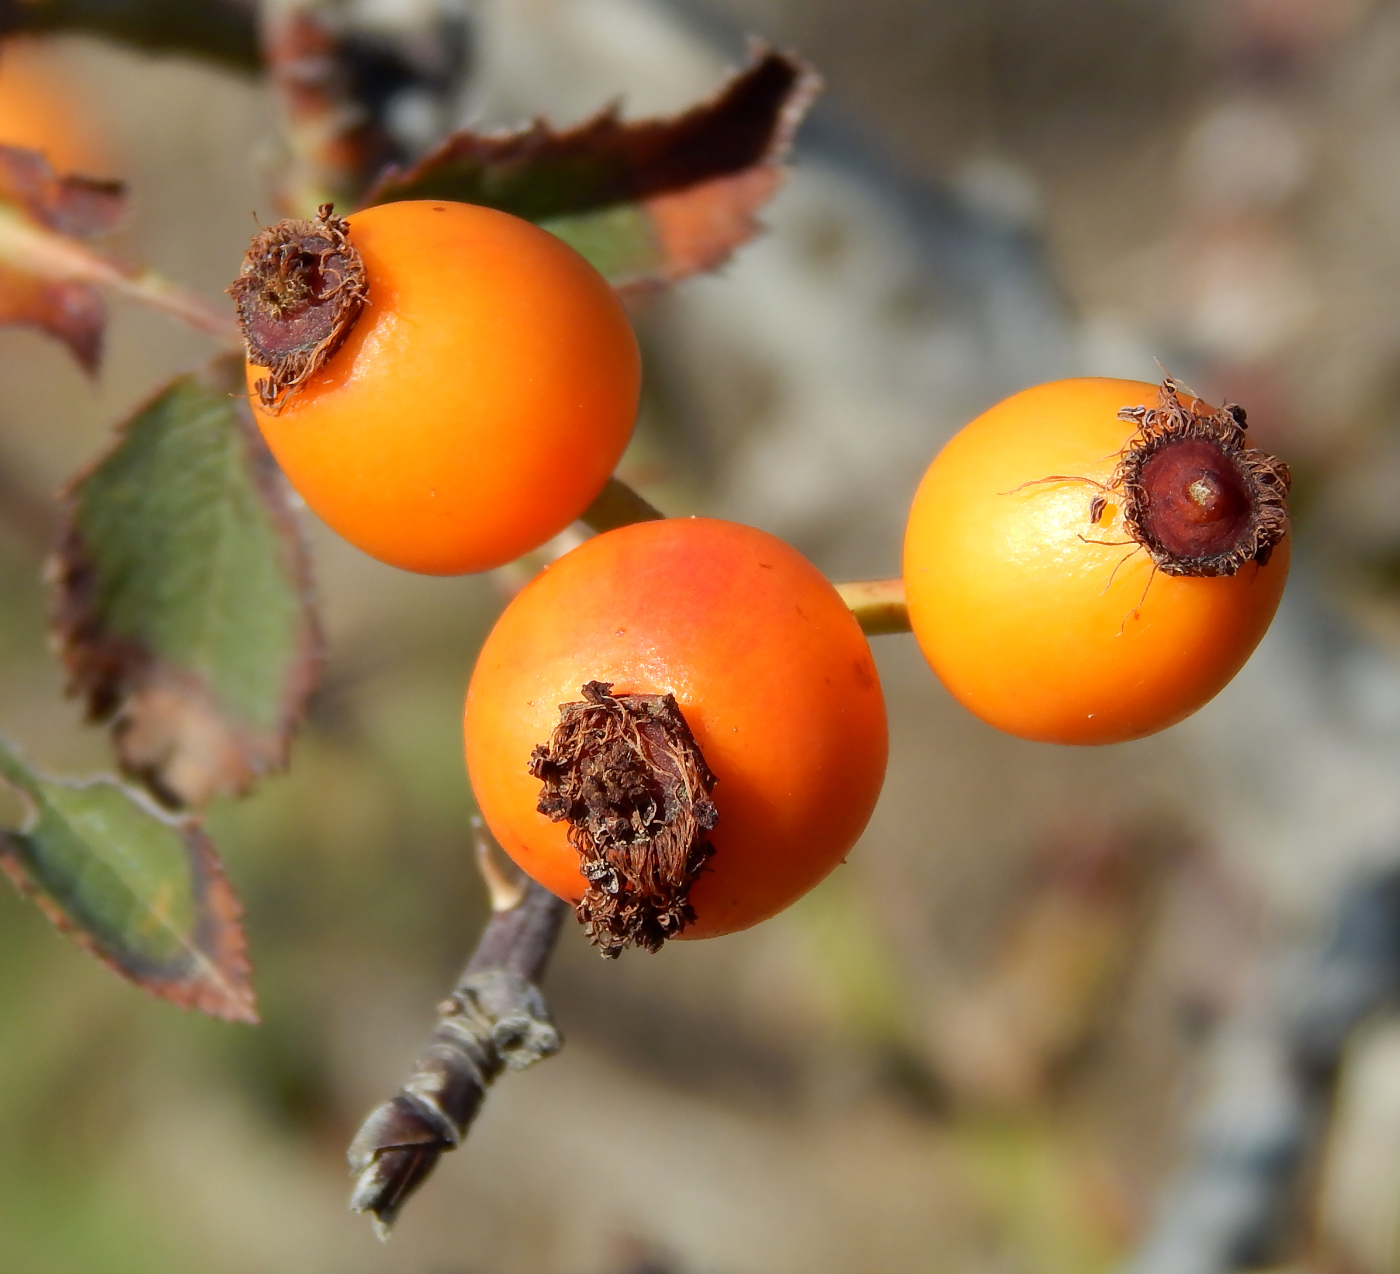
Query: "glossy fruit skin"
903 377 1290 745
465 518 889 939
247 200 641 575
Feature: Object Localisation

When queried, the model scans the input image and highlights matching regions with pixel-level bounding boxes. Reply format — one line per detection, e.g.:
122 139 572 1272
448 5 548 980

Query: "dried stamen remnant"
529 681 717 958
1115 380 1291 577
229 203 367 413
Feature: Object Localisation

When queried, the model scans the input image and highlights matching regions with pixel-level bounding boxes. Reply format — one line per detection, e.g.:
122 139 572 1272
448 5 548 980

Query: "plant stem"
578 475 666 533
834 578 910 636
0 207 237 341
0 0 261 71
259 0 471 216
577 483 910 637
347 821 567 1236
108 267 239 342
260 1 390 215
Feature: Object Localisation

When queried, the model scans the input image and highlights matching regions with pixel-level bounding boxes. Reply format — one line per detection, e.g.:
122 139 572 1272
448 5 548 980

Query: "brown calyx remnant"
1114 379 1291 577
529 681 717 958
228 203 367 413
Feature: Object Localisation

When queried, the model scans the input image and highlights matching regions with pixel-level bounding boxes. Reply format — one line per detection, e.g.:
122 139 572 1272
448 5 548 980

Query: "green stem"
0 0 261 71
835 578 910 636
577 481 910 637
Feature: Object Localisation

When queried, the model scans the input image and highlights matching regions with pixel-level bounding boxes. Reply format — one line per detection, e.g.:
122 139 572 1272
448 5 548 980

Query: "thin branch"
0 206 237 342
107 266 238 342
1125 869 1400 1274
834 578 910 636
577 486 911 638
347 821 568 1237
578 475 667 534
0 0 261 71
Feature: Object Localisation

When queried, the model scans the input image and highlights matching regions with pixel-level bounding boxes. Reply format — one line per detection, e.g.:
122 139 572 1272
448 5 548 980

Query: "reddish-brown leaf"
0 144 125 237
0 144 124 370
0 144 234 365
363 48 821 288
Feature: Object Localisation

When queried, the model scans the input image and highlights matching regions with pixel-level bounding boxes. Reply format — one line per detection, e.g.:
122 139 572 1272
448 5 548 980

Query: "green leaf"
0 736 256 1022
362 48 821 288
51 354 320 808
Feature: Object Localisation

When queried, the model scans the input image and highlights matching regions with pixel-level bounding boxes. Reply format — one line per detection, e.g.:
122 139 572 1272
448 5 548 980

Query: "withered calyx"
530 681 717 958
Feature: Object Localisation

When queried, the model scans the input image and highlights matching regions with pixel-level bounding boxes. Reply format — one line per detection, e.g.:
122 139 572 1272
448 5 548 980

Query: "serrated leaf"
363 48 820 288
0 736 257 1022
51 354 320 808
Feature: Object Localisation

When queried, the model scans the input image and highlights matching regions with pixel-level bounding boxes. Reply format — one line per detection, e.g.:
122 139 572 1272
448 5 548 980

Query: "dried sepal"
1113 379 1291 577
229 203 367 413
529 681 717 958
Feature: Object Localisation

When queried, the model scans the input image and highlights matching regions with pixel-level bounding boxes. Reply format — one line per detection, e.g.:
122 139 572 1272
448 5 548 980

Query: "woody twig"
347 820 567 1236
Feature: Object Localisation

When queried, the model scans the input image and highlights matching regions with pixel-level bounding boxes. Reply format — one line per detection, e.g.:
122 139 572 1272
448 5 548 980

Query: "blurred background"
7 0 1400 1270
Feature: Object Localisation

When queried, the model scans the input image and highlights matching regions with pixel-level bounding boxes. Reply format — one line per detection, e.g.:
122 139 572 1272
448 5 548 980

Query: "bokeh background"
6 1 1400 1271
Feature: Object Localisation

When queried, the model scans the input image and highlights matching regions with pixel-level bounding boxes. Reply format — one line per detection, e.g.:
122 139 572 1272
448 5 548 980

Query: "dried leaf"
51 354 320 808
0 264 105 369
0 144 234 363
363 48 821 287
0 143 126 370
0 144 125 236
0 735 257 1022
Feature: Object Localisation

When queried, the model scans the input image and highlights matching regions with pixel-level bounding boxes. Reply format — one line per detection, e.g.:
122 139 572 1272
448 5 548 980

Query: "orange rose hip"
464 518 889 953
902 377 1291 745
232 200 641 575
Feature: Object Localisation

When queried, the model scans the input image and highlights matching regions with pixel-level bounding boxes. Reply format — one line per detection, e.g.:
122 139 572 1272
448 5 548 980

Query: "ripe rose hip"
464 517 889 955
232 200 641 576
902 377 1291 745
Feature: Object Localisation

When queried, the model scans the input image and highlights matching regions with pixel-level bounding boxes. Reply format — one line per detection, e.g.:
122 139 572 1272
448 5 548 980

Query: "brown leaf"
0 265 104 371
0 144 234 364
0 144 125 237
51 356 321 808
0 143 123 370
363 47 821 288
